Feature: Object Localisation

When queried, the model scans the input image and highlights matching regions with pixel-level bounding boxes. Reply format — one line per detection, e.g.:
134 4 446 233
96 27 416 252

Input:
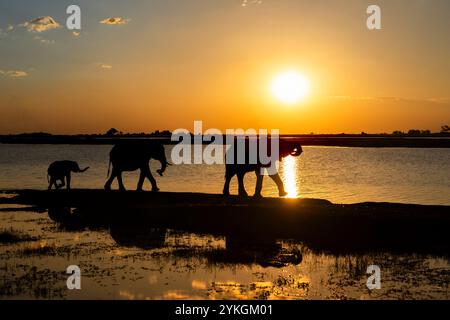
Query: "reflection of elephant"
46 207 302 268
221 237 303 268
223 140 303 197
47 160 89 190
110 224 167 249
104 142 170 191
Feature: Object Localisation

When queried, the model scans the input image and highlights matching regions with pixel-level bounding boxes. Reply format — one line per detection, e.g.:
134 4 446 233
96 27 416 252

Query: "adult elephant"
223 140 303 197
104 142 170 191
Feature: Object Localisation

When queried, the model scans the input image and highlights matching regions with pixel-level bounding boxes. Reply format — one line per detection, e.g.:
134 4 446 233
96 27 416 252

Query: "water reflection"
1 206 449 300
45 207 450 300
281 155 298 198
48 207 303 269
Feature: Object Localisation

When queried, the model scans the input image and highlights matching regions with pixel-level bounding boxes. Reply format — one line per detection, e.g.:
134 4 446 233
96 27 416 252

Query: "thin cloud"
242 0 263 7
425 98 450 104
34 35 55 45
100 17 130 25
99 64 112 70
0 70 29 78
328 95 450 105
0 25 14 37
21 16 61 33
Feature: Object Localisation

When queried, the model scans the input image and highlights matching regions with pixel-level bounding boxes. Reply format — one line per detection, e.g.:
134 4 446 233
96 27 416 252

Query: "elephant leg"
104 170 116 190
48 177 55 190
223 171 234 196
136 170 146 191
254 170 264 198
117 172 126 191
237 172 248 197
269 173 287 197
56 178 65 189
66 174 71 190
144 165 159 192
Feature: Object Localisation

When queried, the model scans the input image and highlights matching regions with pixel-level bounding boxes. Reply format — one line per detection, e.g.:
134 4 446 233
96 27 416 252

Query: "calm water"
1 144 450 299
0 144 449 205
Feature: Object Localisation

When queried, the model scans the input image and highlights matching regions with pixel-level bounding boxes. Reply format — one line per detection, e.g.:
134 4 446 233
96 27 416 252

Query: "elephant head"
279 141 303 160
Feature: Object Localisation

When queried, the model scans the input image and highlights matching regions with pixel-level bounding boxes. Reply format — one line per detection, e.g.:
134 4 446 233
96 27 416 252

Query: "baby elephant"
47 160 89 190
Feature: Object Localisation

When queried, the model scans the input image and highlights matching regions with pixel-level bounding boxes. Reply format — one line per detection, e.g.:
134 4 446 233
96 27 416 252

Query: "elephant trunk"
290 144 303 156
156 154 168 177
278 142 303 159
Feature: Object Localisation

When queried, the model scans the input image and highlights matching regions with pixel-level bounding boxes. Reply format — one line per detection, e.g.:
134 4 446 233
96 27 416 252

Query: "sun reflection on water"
282 155 298 198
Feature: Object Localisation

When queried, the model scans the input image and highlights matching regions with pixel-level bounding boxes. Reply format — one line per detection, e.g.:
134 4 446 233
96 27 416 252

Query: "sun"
270 71 310 104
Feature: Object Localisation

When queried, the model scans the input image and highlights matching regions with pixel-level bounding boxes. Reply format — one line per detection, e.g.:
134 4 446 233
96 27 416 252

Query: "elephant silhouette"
47 160 89 190
223 140 303 197
104 142 170 191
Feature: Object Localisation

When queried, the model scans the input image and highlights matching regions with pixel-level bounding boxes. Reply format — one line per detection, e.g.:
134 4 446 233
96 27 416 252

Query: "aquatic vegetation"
0 228 37 243
20 240 70 256
0 206 449 299
0 265 65 299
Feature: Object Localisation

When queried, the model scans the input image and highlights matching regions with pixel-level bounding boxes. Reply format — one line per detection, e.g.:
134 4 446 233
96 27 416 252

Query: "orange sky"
0 0 449 134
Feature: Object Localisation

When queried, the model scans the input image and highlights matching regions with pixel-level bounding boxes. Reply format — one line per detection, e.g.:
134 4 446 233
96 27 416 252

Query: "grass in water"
0 228 38 243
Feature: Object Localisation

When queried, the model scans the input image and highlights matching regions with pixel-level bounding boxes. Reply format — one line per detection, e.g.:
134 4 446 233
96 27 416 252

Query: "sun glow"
282 155 299 198
270 71 310 104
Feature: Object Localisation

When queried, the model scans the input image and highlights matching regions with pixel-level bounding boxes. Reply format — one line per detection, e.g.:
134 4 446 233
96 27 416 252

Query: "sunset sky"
1 0 449 134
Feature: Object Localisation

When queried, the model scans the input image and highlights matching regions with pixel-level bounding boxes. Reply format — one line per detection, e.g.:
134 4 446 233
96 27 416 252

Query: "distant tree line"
392 125 450 136
104 128 172 137
2 129 172 138
3 125 449 137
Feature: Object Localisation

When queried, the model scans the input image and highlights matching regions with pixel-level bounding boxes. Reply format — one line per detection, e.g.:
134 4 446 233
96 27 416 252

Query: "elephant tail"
74 163 89 173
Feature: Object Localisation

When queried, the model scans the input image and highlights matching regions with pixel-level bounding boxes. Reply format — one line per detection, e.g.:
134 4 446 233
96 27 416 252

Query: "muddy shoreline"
2 190 449 256
1 191 449 300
